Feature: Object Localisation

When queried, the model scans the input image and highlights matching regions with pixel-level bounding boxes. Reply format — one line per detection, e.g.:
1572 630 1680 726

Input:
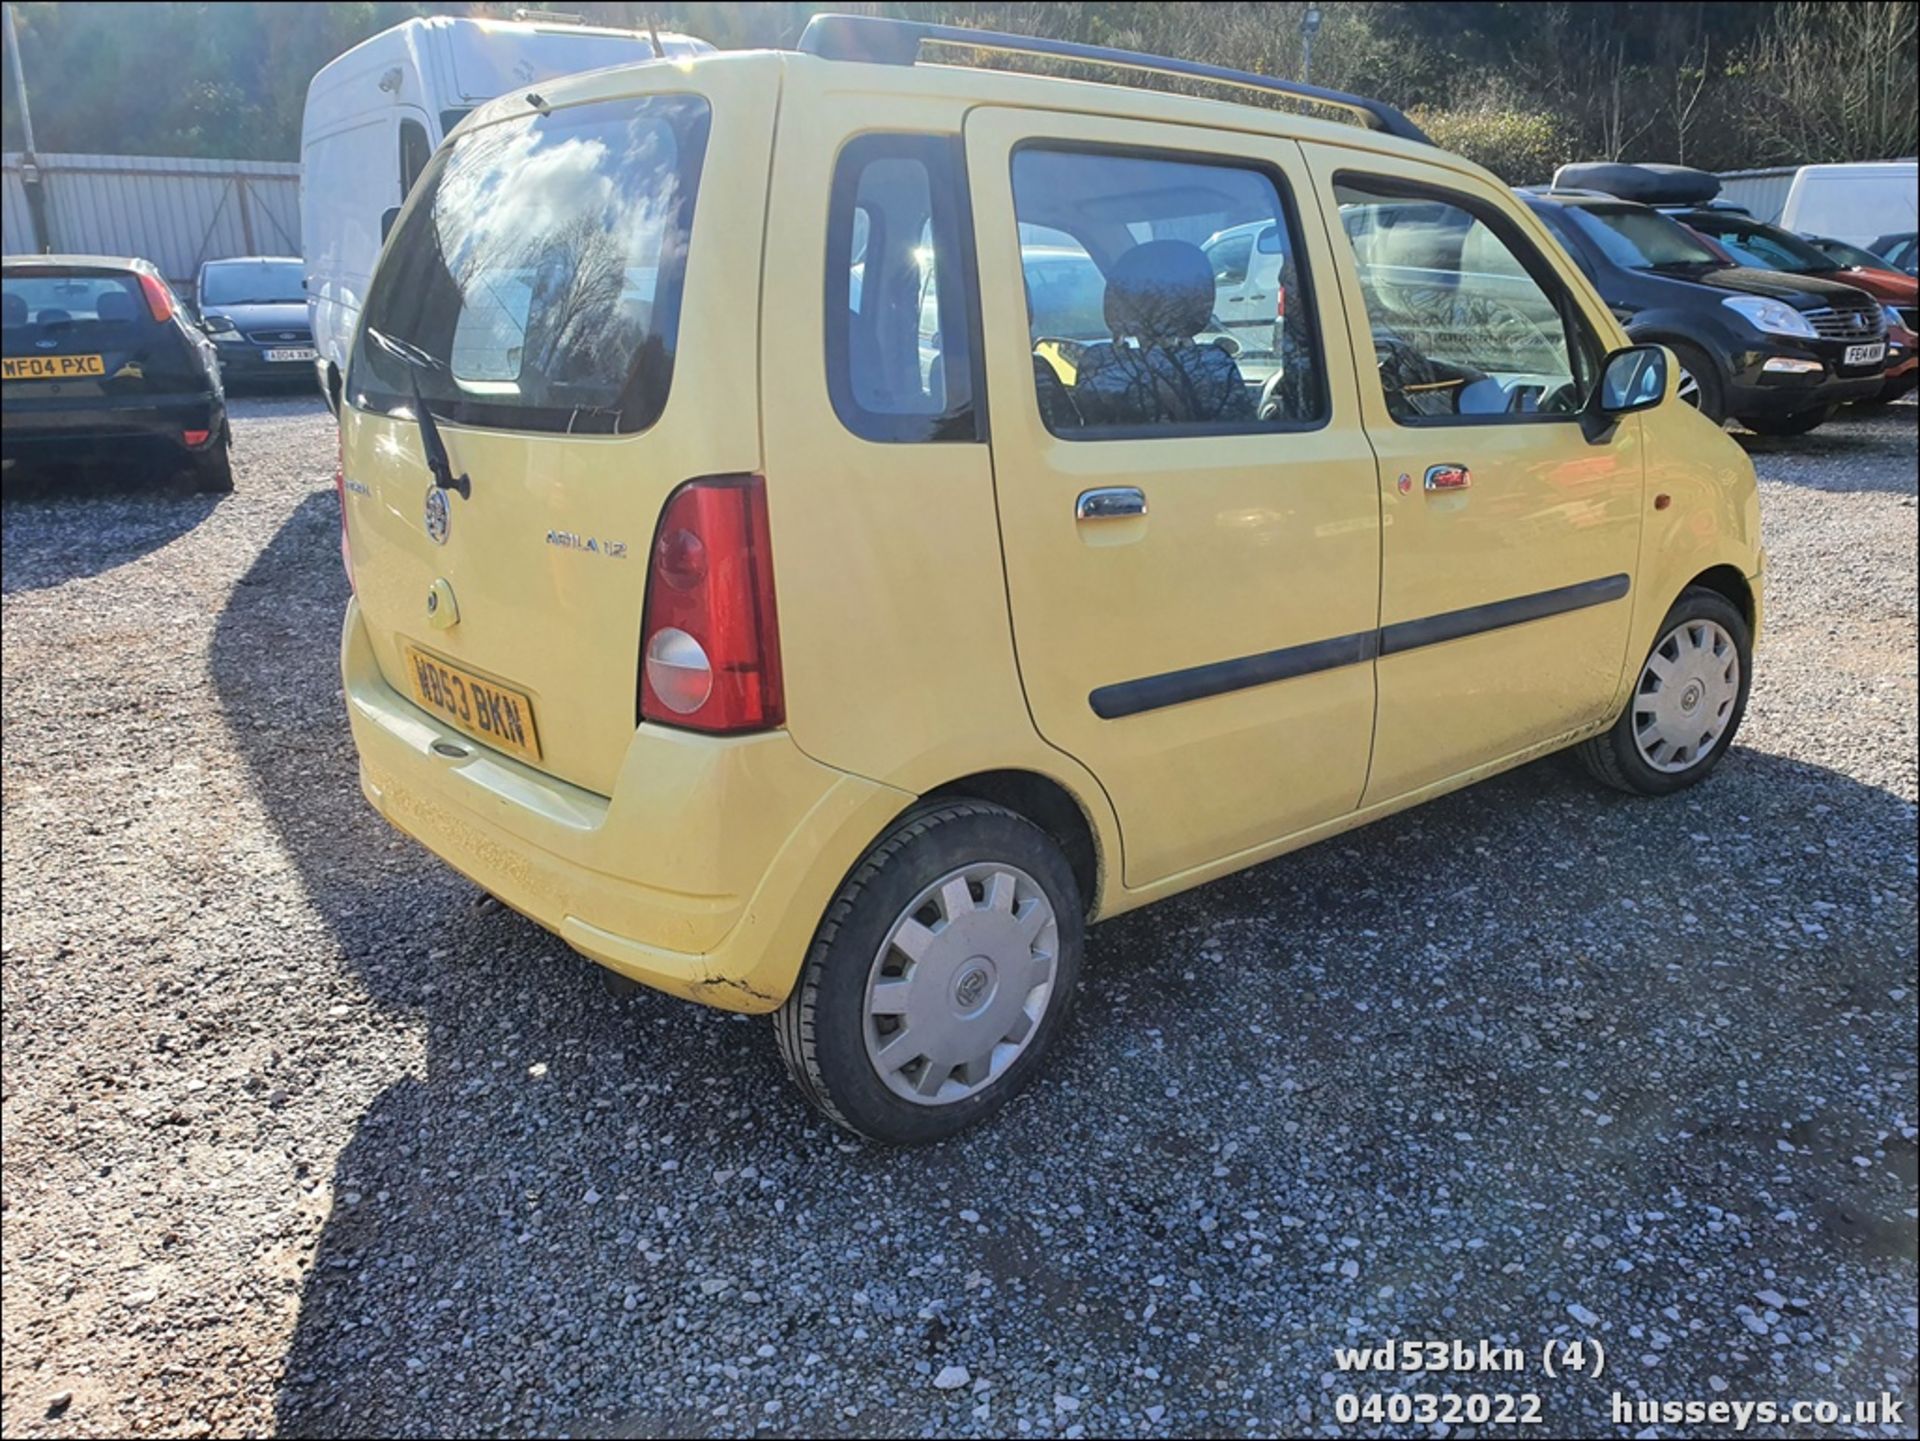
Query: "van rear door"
340 60 778 797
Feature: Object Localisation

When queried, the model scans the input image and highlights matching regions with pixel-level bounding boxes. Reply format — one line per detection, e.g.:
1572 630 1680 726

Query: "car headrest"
1104 240 1214 342
2 291 25 326
94 289 138 323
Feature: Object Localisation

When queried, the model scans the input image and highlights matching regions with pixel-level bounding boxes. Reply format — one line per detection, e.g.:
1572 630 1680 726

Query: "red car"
1678 212 1916 404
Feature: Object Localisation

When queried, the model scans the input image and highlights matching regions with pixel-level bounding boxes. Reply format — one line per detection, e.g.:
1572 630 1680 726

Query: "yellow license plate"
402 645 543 763
3 353 106 380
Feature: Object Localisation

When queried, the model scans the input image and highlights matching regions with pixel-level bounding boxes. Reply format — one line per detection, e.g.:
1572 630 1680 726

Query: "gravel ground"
2 397 1915 1440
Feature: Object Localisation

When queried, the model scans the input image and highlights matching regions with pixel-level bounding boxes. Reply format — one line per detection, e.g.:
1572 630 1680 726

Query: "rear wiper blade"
366 327 470 500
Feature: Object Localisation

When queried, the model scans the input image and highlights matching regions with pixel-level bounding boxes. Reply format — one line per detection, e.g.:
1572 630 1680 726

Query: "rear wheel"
1578 587 1751 796
1666 341 1726 424
181 423 233 494
774 801 1083 1144
1739 406 1833 437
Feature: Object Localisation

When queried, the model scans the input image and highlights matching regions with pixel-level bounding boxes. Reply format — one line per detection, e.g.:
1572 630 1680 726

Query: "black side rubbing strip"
1377 574 1630 656
1089 631 1378 721
1087 574 1631 719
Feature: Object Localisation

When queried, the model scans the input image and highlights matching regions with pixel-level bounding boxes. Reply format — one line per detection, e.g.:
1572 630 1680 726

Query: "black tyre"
1739 406 1833 438
183 426 233 494
774 801 1084 1144
1666 340 1726 424
1578 586 1752 796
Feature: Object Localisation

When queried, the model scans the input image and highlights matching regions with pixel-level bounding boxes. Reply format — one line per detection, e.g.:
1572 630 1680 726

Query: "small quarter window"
826 134 981 442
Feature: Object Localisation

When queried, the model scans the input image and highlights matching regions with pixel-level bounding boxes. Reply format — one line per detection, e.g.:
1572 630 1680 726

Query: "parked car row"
1525 163 1915 435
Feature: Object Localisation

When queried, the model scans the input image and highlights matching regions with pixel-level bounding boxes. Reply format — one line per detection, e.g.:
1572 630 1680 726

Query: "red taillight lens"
138 272 174 324
639 475 783 733
1275 283 1286 320
334 426 355 593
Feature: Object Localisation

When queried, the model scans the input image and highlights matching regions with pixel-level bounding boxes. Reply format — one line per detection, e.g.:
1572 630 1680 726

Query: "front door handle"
1424 463 1471 492
1076 486 1148 520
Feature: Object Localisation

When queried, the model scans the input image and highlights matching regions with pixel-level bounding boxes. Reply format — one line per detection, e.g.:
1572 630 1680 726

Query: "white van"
299 14 711 407
1774 161 1918 247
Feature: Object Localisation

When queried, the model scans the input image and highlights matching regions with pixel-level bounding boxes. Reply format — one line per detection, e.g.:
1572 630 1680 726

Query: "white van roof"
303 16 710 140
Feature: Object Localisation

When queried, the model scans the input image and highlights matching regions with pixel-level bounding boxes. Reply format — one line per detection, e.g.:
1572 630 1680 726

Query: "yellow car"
338 15 1763 1143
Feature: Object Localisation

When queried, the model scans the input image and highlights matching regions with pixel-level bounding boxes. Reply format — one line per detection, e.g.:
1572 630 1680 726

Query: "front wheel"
1578 587 1752 796
774 802 1084 1144
1739 406 1833 437
1666 340 1726 425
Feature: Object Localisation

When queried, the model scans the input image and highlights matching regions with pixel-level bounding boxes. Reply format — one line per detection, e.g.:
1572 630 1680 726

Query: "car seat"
94 290 138 323
1071 240 1254 426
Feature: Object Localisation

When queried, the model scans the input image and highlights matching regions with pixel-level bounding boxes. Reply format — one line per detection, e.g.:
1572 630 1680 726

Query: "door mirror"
1597 344 1668 416
380 206 402 242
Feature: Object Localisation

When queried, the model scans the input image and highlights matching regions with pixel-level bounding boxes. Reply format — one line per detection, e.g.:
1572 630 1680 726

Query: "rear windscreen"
351 94 711 435
3 272 145 335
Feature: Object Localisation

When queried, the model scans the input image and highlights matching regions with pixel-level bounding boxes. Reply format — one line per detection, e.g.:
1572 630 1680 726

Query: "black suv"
2 254 231 491
1523 194 1888 435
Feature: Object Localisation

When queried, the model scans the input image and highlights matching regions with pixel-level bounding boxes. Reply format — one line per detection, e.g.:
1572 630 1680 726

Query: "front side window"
399 117 432 199
1012 147 1327 437
826 134 980 442
352 94 710 435
1335 179 1597 423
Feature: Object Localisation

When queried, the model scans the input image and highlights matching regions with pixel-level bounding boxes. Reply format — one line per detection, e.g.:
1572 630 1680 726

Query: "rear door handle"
1076 486 1147 520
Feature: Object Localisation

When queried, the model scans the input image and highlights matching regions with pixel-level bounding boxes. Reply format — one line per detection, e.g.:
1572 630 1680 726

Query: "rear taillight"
334 425 355 593
138 272 174 323
639 475 783 734
1276 283 1286 321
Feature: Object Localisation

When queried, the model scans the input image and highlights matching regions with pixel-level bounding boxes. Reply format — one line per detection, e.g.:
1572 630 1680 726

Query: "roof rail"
795 12 1432 146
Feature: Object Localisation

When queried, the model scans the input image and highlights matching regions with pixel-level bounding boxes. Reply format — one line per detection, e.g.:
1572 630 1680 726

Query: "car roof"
201 255 301 266
2 253 155 272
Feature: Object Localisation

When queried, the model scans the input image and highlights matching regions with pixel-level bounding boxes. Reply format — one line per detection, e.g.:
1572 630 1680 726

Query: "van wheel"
1666 341 1725 424
1739 406 1833 437
1578 586 1751 796
774 802 1083 1144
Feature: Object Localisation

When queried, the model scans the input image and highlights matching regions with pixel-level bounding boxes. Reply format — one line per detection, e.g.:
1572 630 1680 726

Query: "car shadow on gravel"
214 496 1918 1437
1736 403 1920 493
2 470 222 595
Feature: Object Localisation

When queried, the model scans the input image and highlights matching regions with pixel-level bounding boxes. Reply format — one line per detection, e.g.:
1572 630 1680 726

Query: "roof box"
1552 162 1722 206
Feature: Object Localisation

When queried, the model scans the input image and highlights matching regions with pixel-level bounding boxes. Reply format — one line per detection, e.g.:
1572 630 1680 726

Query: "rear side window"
826 133 981 442
1011 147 1328 437
2 272 146 331
351 94 711 435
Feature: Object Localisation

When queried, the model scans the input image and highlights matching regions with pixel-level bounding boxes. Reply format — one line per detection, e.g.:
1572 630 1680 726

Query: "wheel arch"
1683 563 1755 628
921 769 1104 918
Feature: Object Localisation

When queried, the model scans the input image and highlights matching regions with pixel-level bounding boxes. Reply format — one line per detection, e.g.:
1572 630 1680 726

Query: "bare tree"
1741 0 1920 162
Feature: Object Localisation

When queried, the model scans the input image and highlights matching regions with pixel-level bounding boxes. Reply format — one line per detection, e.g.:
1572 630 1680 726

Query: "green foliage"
1409 105 1573 186
2 0 1914 170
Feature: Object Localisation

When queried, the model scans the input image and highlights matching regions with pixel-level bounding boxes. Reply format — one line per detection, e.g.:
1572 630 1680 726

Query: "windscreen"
352 93 711 434
1567 205 1723 270
200 260 305 305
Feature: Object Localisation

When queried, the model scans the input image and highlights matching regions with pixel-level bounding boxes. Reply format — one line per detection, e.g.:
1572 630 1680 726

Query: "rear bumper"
341 600 910 1013
1 392 224 458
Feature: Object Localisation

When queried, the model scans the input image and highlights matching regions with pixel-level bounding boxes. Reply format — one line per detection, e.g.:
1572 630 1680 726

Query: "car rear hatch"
340 58 779 797
2 265 201 423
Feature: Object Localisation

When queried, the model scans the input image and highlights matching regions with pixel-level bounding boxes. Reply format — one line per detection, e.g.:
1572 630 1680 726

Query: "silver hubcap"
863 862 1059 1107
1633 618 1740 773
1675 364 1702 409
